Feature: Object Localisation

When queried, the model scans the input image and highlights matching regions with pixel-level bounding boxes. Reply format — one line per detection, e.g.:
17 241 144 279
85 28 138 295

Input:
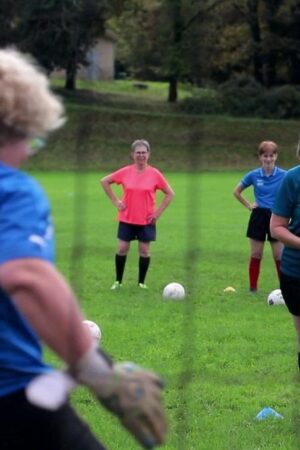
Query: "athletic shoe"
249 288 257 293
110 281 122 290
138 283 149 289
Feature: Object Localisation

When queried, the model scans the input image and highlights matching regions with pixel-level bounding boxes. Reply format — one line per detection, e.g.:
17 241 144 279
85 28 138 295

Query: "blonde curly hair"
0 48 65 145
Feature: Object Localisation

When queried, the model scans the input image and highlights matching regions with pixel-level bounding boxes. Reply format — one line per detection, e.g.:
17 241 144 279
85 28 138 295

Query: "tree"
0 0 23 46
18 0 124 89
269 0 300 85
113 0 224 102
261 0 284 86
245 0 263 84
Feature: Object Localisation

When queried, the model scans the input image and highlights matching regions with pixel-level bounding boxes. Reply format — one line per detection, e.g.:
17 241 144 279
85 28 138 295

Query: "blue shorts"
117 222 156 242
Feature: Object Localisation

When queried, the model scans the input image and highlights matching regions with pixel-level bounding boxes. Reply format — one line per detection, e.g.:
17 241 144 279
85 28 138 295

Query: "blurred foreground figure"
0 48 167 450
271 143 300 371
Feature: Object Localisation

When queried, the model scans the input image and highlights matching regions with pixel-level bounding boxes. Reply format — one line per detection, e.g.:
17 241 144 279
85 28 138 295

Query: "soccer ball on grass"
162 282 185 300
267 289 285 306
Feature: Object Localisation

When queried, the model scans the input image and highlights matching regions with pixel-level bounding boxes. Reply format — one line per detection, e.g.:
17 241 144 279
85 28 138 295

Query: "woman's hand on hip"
114 199 126 211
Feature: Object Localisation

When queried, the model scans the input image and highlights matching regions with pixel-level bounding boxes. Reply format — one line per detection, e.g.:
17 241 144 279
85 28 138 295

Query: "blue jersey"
240 166 286 209
272 165 300 278
0 162 54 396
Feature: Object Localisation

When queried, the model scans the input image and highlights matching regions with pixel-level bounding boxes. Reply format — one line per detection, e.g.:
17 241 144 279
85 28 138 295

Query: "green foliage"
19 0 108 71
202 77 300 119
260 85 300 119
218 76 265 117
42 171 300 449
177 88 224 115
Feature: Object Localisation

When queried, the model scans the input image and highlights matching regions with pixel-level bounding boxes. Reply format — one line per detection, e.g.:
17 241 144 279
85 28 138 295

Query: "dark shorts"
0 389 105 450
117 221 156 242
246 207 277 242
280 272 300 316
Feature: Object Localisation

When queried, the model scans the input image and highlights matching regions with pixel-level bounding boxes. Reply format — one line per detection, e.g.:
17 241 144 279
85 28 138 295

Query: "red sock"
275 260 281 281
249 257 261 291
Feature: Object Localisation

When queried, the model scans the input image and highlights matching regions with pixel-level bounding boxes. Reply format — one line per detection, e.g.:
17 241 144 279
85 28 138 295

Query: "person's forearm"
271 226 300 249
0 259 92 364
101 180 118 204
156 193 174 218
233 192 253 210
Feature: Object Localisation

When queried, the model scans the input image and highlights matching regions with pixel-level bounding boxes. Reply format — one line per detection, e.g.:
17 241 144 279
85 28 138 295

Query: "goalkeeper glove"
69 344 168 449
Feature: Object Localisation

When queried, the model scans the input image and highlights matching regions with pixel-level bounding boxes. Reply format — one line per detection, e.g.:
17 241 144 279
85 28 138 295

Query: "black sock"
115 254 127 283
138 256 150 284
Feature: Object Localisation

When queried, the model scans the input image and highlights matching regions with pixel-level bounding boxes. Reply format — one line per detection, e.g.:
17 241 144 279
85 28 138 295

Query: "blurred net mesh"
60 107 202 448
48 88 300 448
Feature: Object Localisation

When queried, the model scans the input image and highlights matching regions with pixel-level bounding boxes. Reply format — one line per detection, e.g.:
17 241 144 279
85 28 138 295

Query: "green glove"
70 346 168 449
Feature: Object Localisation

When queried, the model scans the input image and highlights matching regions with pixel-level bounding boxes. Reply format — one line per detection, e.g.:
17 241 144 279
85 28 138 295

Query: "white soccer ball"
267 289 285 306
83 320 102 341
163 282 185 300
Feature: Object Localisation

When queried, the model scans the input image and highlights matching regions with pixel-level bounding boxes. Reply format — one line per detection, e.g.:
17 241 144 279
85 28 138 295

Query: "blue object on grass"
255 407 283 420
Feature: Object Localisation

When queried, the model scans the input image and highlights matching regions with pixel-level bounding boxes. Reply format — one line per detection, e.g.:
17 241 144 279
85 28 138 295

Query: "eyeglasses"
28 138 45 156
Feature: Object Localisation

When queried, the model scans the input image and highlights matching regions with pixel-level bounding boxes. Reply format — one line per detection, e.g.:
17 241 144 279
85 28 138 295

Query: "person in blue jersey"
271 146 300 370
0 49 167 450
233 141 286 292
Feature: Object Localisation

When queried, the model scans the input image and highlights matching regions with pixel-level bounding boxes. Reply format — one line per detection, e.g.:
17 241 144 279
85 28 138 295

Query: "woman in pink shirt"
101 139 174 289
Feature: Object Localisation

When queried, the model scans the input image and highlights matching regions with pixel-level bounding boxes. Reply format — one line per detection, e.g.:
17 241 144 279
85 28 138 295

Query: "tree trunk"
65 58 77 90
289 56 300 84
246 0 263 84
263 0 283 87
167 0 182 103
168 77 178 102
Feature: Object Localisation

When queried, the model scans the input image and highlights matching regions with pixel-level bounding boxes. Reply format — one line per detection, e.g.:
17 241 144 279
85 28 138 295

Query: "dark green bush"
218 76 264 116
177 88 224 114
259 85 300 119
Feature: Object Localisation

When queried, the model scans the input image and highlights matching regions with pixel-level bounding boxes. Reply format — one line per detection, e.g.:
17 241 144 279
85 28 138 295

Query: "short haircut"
257 141 278 155
131 139 151 152
0 48 65 145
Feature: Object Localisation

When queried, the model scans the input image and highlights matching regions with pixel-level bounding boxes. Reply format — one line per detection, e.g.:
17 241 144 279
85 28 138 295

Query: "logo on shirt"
29 235 46 248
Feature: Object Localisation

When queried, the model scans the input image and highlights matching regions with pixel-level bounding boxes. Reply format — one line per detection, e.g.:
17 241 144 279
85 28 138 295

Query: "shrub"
177 88 224 114
259 85 300 119
218 76 264 117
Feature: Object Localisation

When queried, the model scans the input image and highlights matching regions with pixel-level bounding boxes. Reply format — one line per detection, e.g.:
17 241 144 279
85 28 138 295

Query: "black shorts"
117 221 156 242
0 389 105 450
280 272 300 316
246 207 277 242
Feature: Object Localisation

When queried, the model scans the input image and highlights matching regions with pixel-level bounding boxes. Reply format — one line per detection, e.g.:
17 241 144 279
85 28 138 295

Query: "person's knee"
117 243 130 255
251 251 262 259
138 244 150 258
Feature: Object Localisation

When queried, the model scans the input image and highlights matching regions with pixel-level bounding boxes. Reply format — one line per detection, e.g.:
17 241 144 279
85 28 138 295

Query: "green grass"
25 100 300 173
22 78 300 174
51 78 194 100
35 170 300 450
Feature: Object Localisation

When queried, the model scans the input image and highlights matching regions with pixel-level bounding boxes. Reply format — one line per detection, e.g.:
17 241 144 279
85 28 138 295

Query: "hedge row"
178 79 300 119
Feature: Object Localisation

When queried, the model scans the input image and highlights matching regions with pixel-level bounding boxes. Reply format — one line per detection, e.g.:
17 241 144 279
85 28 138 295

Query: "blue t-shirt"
0 162 54 396
272 165 300 278
240 166 286 208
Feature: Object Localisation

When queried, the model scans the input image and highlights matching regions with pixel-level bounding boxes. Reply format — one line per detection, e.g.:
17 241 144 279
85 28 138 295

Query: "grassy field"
37 170 300 450
23 78 300 173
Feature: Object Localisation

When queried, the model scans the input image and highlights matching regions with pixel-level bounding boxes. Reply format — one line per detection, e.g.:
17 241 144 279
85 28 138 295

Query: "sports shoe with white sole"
110 281 122 290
